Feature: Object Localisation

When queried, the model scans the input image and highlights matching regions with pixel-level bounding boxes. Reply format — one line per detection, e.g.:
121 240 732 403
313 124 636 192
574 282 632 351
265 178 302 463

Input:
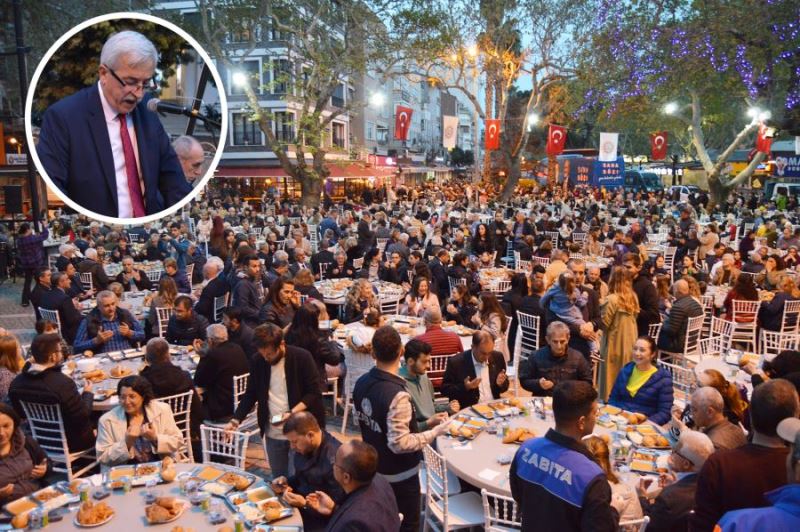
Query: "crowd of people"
0 178 798 531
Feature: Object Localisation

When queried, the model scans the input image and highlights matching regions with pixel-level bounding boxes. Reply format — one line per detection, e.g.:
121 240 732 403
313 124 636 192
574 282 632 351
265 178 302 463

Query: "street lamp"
526 113 540 130
466 44 478 58
369 92 386 107
232 72 247 87
663 102 679 115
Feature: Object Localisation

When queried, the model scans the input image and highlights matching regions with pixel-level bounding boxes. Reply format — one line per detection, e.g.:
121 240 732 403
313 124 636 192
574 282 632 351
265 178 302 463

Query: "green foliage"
33 19 193 114
450 146 474 166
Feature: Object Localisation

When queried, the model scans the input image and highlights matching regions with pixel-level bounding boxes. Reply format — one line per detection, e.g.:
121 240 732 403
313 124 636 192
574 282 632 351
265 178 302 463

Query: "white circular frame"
25 11 228 225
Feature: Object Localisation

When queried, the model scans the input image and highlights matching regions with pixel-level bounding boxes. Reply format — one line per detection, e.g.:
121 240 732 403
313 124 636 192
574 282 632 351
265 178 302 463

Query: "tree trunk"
706 172 726 210
500 154 520 201
482 73 495 181
298 171 322 208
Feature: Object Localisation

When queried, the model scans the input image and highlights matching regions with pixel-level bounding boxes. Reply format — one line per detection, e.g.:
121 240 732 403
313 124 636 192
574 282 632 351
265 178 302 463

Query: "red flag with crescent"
485 119 500 150
546 124 566 156
756 124 772 154
650 131 668 160
394 106 413 140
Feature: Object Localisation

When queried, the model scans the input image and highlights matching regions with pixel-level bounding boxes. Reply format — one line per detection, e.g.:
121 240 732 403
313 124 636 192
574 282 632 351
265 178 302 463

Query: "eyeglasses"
104 64 155 92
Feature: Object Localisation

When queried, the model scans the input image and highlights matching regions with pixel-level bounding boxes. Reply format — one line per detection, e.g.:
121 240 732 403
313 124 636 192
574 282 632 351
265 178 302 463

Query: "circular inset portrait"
25 12 228 224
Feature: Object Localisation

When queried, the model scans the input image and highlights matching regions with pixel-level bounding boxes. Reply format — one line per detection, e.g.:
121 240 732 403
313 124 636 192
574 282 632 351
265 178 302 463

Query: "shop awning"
215 163 397 179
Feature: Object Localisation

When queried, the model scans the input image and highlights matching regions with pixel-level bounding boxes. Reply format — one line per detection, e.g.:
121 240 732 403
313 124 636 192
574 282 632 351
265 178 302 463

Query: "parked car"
668 185 702 202
623 170 663 193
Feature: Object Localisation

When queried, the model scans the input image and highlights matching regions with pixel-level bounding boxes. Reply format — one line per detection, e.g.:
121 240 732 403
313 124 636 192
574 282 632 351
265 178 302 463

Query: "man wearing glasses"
37 30 190 218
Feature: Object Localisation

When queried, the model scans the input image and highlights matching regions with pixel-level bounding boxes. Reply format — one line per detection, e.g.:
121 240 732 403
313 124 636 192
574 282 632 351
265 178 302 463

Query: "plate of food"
217 471 256 491
83 369 107 383
627 426 671 449
201 481 232 496
447 423 480 440
629 449 669 475
192 465 226 482
502 427 536 444
106 466 135 482
74 501 115 527
144 497 188 525
4 496 37 516
228 486 276 507
471 404 495 419
32 485 75 510
108 364 133 379
259 498 293 523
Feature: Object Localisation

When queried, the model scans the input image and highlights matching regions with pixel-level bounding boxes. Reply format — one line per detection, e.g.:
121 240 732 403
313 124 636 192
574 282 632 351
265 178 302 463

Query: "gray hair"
58 243 74 255
546 321 570 337
207 256 224 271
100 31 158 70
145 337 170 364
85 248 98 260
172 135 202 157
693 386 724 412
274 250 289 262
423 306 442 325
96 290 116 303
207 323 228 343
675 430 715 470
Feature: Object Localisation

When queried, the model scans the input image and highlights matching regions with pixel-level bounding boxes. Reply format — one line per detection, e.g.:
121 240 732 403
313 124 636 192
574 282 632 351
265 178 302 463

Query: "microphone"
146 98 195 117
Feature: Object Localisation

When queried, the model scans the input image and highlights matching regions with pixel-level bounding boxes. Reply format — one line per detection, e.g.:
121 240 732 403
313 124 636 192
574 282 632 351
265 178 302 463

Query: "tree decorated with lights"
578 0 800 207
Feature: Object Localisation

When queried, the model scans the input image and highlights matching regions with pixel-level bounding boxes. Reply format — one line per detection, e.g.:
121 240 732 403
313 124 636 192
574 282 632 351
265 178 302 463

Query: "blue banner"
772 152 800 178
593 157 625 188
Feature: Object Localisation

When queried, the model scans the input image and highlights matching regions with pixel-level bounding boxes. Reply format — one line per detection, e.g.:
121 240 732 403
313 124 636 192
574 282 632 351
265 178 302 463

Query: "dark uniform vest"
352 367 421 477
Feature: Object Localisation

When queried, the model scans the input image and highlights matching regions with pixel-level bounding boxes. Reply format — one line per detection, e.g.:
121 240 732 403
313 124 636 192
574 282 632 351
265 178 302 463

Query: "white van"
770 183 800 201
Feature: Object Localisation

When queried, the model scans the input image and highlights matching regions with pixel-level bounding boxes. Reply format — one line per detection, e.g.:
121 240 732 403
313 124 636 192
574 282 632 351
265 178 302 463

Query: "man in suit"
428 248 451 301
54 243 79 273
224 323 323 479
638 430 714 532
305 440 400 532
657 279 703 353
36 30 190 218
194 261 229 323
441 330 509 409
77 248 109 291
29 267 52 320
39 272 83 344
288 247 310 277
194 324 249 424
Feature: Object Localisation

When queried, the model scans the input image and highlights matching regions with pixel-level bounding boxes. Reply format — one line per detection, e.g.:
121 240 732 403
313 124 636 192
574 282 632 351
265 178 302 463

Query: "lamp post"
671 153 680 187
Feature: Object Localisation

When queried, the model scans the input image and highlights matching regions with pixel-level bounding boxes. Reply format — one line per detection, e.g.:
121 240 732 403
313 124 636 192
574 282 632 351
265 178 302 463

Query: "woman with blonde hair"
0 335 24 402
599 266 640 399
148 276 178 337
655 273 673 319
584 436 643 523
343 279 378 323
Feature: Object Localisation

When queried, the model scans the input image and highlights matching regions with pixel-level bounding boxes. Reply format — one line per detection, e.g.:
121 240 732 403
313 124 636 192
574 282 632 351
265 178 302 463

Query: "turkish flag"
394 106 413 141
756 124 772 154
485 119 501 150
650 131 668 160
546 124 566 156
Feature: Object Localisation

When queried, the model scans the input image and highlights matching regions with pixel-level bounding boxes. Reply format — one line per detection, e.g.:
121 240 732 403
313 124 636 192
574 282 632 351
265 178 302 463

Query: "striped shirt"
415 326 463 356
73 313 145 353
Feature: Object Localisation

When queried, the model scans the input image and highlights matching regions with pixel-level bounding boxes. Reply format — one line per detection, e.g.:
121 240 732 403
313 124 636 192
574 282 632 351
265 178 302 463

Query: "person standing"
16 223 49 307
352 326 450 532
510 380 619 531
599 267 640 399
623 253 660 337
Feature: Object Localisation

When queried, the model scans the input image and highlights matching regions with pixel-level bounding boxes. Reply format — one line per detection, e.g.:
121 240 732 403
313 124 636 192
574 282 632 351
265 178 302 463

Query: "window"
420 118 426 132
231 60 261 95
232 112 262 146
376 125 388 145
269 19 292 42
331 83 345 108
272 59 292 94
332 122 345 148
273 111 295 143
366 122 375 141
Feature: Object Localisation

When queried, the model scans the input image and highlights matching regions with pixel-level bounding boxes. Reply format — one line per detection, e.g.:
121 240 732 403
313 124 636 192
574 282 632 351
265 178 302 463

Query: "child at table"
584 436 643 524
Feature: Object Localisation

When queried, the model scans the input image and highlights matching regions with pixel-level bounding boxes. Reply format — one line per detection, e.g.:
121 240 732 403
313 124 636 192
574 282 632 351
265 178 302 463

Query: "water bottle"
29 509 42 529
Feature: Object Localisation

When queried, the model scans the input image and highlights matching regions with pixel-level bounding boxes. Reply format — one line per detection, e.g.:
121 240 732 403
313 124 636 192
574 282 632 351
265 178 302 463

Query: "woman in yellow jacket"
599 266 640 399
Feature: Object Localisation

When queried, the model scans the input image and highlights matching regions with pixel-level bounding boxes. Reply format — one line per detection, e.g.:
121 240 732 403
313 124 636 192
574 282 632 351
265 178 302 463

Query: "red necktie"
118 114 146 217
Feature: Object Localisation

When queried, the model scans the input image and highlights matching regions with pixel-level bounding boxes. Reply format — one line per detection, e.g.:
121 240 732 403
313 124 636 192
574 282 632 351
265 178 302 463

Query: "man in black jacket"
30 267 52 320
310 239 335 280
657 279 703 353
305 440 400 532
623 253 661 337
231 254 264 328
77 248 109 291
194 324 249 424
222 307 256 358
140 337 202 458
39 272 83 343
428 248 451 301
441 330 509 409
225 323 323 479
114 256 153 292
194 261 229 323
9 333 95 453
165 295 209 346
510 380 619 531
489 211 510 266
271 412 344 532
638 429 715 532
520 321 593 396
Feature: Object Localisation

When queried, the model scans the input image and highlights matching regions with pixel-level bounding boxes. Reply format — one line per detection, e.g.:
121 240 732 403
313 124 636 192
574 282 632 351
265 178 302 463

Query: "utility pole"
12 0 41 230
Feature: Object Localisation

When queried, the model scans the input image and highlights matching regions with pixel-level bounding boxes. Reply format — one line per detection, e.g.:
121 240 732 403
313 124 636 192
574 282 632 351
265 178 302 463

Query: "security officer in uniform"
352 326 450 532
510 380 619 531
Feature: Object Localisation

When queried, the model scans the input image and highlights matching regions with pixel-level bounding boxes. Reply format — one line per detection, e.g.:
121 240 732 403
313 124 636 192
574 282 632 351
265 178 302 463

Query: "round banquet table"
314 279 406 306
66 346 197 411
103 261 164 279
333 316 474 352
435 402 663 498
41 463 302 530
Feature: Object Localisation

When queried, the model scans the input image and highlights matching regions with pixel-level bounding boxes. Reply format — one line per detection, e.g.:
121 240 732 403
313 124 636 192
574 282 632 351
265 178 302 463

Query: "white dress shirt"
471 353 492 403
97 82 145 218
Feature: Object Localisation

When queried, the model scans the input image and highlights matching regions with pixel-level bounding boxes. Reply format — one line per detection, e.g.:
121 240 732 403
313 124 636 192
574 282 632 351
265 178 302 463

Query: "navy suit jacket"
37 84 191 217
